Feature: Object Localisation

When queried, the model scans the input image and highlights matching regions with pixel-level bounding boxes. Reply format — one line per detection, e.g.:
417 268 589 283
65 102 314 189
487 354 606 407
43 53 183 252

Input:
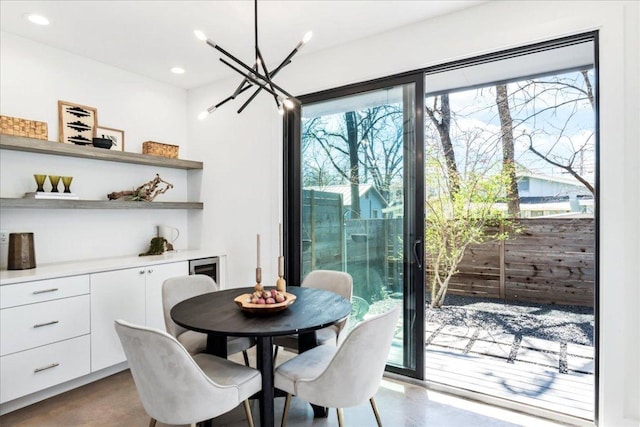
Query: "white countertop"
0 249 224 285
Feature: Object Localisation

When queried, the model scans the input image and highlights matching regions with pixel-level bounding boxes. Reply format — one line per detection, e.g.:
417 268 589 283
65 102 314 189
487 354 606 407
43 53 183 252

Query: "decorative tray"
234 291 297 314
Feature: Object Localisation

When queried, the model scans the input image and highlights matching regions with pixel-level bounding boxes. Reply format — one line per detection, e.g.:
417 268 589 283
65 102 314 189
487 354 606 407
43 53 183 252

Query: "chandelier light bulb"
25 13 50 26
278 104 285 116
283 98 295 109
194 30 207 42
302 31 313 44
197 110 210 120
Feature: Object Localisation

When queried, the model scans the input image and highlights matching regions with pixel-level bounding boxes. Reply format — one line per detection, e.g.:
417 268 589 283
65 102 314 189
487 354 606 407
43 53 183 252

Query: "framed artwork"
58 100 98 145
96 126 125 151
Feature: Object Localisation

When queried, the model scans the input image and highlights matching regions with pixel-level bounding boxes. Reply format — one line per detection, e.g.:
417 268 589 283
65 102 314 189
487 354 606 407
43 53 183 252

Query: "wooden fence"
437 218 595 306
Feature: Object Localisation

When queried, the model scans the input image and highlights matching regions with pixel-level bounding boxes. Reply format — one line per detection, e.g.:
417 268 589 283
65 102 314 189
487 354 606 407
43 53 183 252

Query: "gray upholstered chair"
114 319 261 427
273 270 353 356
162 274 255 366
274 306 400 427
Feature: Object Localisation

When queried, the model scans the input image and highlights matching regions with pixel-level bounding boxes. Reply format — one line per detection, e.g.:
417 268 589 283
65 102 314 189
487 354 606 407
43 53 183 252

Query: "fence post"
500 222 506 300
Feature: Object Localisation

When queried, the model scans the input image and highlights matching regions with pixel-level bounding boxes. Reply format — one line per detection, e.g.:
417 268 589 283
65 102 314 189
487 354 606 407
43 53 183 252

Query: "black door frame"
284 71 426 380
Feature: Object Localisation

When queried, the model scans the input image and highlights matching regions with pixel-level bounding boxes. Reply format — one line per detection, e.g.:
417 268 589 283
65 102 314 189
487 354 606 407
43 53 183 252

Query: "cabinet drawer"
0 295 90 356
1 275 89 309
0 335 90 404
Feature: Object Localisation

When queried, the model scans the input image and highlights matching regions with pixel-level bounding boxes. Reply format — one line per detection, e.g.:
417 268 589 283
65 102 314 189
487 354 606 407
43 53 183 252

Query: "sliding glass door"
285 74 425 378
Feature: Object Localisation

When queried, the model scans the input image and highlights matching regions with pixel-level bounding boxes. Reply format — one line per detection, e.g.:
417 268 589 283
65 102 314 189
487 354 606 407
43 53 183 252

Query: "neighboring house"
516 173 594 217
306 184 388 219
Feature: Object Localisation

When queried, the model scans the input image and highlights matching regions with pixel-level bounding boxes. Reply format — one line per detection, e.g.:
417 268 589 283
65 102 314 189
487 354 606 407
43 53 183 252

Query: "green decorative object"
139 237 168 256
33 174 46 192
61 176 73 193
48 175 61 193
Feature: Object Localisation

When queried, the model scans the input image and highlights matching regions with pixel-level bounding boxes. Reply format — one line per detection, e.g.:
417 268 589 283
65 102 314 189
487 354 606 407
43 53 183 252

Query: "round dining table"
170 285 352 427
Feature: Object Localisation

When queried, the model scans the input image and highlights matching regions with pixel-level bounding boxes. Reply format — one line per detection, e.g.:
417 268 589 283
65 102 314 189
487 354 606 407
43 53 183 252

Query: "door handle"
413 239 423 270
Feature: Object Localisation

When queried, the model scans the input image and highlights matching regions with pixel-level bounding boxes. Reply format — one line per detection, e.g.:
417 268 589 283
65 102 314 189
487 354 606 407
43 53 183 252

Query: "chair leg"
243 399 255 427
242 350 250 367
148 418 157 427
336 407 345 427
281 393 292 427
370 397 383 427
273 345 279 362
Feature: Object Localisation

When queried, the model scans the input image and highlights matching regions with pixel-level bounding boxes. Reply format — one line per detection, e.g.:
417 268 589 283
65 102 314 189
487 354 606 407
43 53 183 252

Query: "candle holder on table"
276 256 286 292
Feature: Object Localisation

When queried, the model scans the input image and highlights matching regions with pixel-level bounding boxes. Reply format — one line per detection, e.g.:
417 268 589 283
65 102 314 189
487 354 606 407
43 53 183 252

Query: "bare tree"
302 105 405 215
510 70 596 195
496 84 521 216
425 94 460 195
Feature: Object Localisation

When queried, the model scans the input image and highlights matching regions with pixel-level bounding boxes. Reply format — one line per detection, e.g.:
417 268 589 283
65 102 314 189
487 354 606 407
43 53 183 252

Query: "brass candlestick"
276 256 286 292
255 267 263 292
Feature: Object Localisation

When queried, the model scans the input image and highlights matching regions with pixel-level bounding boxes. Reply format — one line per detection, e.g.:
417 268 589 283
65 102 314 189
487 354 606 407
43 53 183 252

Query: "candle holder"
255 267 263 291
276 256 286 292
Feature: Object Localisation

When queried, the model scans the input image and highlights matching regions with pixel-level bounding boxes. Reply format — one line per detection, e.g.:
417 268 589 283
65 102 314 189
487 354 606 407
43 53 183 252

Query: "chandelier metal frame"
196 0 311 118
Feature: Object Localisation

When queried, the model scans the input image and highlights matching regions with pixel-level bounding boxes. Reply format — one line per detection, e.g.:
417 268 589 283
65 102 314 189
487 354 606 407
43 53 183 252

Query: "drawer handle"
33 320 59 328
34 363 60 373
32 288 59 295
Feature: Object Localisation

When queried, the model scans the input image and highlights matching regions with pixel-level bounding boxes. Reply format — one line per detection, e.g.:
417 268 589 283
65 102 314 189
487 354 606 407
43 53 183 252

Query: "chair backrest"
162 274 217 338
114 319 238 425
296 305 400 408
302 269 353 301
302 270 354 336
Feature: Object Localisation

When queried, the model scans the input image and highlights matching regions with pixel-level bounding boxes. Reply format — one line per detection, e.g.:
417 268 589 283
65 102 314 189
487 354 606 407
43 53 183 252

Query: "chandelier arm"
255 48 281 107
269 47 302 77
220 58 283 99
232 78 253 98
237 49 295 113
207 40 294 98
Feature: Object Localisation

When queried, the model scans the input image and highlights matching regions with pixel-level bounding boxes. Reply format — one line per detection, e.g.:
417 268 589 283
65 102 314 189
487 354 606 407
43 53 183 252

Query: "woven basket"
142 141 179 159
0 115 48 140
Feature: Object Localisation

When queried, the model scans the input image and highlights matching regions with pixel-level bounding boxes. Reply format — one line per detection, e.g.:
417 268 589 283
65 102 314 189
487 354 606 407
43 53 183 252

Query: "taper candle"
279 223 283 257
257 234 261 268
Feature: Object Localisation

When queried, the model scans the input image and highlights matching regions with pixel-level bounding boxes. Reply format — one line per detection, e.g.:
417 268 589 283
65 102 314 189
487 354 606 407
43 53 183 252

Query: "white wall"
0 32 191 264
187 1 640 426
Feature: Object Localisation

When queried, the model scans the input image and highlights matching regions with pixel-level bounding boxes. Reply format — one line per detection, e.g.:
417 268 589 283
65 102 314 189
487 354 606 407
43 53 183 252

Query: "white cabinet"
90 268 146 372
0 275 91 404
1 336 90 404
144 261 188 330
89 261 187 372
0 253 213 409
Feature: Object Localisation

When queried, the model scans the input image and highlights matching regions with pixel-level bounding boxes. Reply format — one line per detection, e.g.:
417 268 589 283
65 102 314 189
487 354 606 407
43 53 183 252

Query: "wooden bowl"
234 292 296 314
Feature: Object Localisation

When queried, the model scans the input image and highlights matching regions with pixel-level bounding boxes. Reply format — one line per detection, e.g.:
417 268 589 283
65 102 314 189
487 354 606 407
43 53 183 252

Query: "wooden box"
0 115 48 140
142 141 179 159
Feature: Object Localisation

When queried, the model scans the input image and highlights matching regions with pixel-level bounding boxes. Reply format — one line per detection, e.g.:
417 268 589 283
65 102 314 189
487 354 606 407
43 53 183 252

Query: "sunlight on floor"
380 378 572 427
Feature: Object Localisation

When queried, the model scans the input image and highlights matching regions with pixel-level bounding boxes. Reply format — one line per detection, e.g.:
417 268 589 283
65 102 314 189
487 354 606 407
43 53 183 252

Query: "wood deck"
389 321 595 421
426 348 594 420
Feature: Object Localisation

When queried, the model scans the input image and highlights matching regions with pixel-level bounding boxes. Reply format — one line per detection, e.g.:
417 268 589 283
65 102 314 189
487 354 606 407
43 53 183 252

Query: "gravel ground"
425 295 594 346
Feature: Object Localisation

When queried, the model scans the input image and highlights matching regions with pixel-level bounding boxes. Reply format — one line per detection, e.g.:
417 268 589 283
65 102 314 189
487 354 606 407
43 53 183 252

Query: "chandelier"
195 0 312 118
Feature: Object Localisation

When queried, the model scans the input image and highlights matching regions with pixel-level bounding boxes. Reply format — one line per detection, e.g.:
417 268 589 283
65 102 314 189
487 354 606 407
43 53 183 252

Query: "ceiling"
1 1 485 90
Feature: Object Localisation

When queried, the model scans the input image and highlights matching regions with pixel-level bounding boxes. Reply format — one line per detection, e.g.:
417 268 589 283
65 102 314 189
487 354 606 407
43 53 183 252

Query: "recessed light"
25 13 50 26
170 67 185 75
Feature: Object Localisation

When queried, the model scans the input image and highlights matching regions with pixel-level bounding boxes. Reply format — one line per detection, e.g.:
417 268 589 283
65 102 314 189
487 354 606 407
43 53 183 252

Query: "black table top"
171 286 352 338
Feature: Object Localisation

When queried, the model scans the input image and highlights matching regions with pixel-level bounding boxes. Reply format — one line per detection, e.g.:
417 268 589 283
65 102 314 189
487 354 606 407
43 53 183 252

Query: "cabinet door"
90 268 145 372
144 261 188 331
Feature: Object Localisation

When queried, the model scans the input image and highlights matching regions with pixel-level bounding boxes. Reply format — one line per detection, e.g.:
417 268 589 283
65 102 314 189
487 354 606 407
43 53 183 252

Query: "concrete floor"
1 352 573 427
